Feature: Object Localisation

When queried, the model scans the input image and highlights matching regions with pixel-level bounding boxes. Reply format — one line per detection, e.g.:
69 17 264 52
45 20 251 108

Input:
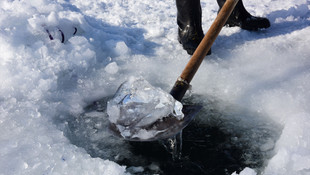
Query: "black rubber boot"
176 0 211 55
217 0 270 30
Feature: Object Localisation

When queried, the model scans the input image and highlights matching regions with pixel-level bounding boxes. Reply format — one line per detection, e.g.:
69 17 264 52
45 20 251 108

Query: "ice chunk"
105 40 130 56
232 168 256 175
127 166 144 174
107 77 184 140
115 41 129 55
47 11 59 26
105 62 119 74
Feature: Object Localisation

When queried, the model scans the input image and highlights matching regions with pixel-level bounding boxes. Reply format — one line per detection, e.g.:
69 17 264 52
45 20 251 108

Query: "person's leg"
176 0 210 55
217 0 270 30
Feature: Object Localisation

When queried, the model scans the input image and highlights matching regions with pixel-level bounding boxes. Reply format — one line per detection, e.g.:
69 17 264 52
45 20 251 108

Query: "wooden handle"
170 0 239 101
181 0 239 83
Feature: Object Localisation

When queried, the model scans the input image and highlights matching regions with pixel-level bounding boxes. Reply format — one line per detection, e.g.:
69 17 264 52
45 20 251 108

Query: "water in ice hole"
61 95 282 174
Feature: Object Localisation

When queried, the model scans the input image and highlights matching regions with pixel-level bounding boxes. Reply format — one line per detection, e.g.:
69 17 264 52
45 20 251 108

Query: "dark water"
122 121 260 175
60 96 281 175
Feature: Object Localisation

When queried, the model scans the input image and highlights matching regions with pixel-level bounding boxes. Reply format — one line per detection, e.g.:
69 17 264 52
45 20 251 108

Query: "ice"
115 41 130 55
1 0 310 174
232 168 257 175
126 166 144 174
47 11 59 26
105 62 119 74
105 40 130 56
107 77 184 140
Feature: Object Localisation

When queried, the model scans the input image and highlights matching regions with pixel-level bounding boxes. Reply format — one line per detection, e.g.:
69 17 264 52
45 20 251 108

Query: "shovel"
109 0 239 141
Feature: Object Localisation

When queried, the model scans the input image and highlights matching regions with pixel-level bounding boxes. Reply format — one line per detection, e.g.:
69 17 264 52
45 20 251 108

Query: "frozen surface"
0 0 310 174
107 77 183 140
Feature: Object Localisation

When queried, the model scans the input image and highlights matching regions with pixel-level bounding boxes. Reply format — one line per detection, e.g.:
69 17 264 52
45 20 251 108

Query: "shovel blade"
109 105 202 142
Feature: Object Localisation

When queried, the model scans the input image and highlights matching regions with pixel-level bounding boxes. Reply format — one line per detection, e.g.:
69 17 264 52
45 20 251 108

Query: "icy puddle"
61 96 282 174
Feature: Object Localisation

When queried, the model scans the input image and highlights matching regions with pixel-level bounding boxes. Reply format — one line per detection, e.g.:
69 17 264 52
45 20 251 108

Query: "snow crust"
0 0 310 174
107 77 183 140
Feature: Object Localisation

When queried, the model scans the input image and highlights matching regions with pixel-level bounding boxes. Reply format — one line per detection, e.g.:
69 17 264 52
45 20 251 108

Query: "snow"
107 77 183 140
0 0 310 174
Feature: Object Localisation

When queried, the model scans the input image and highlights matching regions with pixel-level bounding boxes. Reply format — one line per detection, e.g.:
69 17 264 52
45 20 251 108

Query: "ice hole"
61 95 282 174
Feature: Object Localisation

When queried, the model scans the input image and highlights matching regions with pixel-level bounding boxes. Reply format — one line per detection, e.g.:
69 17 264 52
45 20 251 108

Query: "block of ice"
105 62 119 74
107 77 184 140
232 167 256 175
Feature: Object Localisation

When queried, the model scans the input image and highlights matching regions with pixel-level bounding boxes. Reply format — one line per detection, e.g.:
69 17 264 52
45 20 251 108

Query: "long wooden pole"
170 0 239 101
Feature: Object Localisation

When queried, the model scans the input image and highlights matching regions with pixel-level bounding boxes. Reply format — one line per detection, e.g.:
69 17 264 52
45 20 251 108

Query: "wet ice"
107 77 184 140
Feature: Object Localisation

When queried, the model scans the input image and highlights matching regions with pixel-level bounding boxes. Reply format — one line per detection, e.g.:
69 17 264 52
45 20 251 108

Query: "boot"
217 0 270 30
176 0 211 55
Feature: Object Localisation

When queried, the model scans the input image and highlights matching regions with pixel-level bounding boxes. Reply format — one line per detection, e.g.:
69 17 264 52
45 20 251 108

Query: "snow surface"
0 0 310 174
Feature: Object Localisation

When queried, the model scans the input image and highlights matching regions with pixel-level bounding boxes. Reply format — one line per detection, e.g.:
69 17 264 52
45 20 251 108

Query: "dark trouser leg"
217 0 270 30
176 0 210 55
